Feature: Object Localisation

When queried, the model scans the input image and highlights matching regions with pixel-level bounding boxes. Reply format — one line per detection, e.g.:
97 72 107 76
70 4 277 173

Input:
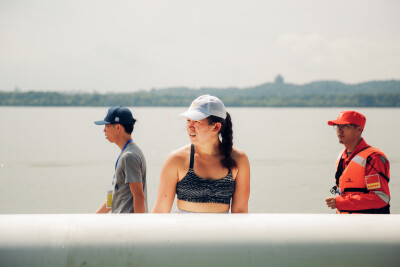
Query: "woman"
152 95 250 213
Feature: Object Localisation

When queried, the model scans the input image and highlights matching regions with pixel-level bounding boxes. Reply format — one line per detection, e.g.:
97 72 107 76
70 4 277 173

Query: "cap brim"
179 110 209 120
327 119 352 125
94 120 111 125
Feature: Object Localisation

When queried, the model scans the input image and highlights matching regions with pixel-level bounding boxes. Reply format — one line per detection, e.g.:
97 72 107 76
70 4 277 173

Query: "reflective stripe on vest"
352 155 366 168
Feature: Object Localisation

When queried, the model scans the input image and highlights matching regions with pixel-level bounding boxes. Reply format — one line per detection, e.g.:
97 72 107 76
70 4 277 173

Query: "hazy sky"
1 0 399 93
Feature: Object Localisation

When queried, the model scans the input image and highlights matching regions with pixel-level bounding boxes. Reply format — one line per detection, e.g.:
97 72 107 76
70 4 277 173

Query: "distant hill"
1 80 400 107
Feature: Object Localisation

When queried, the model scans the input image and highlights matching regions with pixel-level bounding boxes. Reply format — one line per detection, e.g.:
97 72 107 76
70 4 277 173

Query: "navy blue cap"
94 106 135 125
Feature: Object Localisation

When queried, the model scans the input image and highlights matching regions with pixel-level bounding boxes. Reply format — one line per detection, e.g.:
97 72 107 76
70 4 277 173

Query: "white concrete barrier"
0 214 399 267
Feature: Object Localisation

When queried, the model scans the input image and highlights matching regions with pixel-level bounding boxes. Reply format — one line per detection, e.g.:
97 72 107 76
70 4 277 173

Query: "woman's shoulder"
229 147 250 180
231 147 250 167
169 144 191 156
164 144 191 165
231 147 248 160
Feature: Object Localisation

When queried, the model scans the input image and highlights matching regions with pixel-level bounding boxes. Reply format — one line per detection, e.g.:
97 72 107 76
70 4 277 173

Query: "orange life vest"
335 146 390 214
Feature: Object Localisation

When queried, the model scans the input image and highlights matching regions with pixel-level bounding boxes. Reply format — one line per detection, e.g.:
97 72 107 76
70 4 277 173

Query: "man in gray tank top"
94 106 147 213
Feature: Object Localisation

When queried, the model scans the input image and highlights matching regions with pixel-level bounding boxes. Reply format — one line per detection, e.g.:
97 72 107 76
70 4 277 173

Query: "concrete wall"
1 214 399 266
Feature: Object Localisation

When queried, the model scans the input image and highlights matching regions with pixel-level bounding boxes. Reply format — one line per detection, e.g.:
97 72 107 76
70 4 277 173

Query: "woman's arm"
151 152 181 213
231 150 250 213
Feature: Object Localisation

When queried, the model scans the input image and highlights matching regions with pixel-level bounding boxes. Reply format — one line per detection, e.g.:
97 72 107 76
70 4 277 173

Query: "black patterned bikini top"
176 144 235 204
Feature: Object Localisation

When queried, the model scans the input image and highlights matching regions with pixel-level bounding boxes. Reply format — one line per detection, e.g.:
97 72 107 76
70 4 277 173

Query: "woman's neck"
194 139 220 157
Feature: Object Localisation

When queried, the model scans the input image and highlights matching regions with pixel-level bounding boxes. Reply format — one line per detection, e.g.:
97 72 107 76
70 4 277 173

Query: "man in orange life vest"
325 111 391 214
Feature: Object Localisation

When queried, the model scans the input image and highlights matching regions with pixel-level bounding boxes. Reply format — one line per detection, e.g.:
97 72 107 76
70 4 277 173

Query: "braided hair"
207 112 237 169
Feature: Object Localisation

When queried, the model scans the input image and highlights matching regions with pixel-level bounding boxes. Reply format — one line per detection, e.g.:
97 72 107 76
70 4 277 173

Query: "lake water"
0 107 399 214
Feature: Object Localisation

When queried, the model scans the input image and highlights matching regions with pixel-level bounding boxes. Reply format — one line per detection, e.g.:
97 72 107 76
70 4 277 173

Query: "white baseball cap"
180 95 227 120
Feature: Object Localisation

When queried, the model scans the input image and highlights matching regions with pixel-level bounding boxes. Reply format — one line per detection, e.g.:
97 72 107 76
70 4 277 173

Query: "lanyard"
112 139 133 188
115 139 133 170
111 139 132 196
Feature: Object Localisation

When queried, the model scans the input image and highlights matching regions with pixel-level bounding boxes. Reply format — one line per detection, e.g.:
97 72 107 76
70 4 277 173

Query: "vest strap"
366 156 390 183
339 204 390 214
342 188 369 194
335 158 344 187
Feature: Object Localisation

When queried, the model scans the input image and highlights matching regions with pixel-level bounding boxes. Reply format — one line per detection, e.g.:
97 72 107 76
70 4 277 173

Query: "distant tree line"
1 80 399 107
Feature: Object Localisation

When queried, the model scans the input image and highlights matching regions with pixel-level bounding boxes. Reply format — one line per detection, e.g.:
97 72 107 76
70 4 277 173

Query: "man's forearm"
96 201 111 213
133 196 146 213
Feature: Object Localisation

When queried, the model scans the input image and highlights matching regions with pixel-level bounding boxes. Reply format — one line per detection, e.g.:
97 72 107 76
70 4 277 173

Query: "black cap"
94 106 135 125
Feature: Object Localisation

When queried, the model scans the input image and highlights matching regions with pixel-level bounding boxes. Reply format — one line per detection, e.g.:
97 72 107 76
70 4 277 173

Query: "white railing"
1 214 399 266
